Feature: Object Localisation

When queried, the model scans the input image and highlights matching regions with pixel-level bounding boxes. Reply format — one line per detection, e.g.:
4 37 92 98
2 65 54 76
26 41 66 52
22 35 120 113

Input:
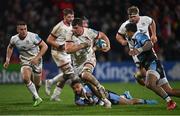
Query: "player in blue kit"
125 22 177 110
71 80 158 106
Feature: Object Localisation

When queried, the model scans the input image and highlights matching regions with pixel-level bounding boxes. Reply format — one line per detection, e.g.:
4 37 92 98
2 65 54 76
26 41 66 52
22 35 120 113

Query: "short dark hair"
82 16 88 22
125 23 137 32
72 18 83 26
127 6 139 16
70 79 82 87
16 21 27 26
63 8 74 16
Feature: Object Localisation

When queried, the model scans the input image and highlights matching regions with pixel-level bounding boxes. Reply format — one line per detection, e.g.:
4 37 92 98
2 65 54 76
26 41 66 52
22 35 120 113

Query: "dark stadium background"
0 0 180 63
0 0 180 115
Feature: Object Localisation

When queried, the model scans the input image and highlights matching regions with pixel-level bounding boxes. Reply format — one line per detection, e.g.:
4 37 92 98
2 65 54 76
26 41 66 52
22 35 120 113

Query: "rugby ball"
95 39 107 48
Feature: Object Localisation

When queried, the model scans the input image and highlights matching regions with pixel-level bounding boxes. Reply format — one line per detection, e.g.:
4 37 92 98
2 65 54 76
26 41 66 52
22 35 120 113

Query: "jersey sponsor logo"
26 40 30 44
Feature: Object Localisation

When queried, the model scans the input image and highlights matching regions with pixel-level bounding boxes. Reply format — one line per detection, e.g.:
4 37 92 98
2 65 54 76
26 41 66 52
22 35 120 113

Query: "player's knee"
61 64 74 74
56 81 65 88
22 74 31 84
63 73 75 80
81 71 91 80
145 81 156 89
23 78 31 84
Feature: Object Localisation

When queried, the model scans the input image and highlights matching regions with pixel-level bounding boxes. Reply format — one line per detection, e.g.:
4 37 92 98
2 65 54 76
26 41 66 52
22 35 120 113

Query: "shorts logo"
26 40 30 44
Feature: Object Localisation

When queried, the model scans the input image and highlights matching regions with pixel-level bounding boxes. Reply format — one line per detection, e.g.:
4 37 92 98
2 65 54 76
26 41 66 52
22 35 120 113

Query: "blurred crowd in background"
0 0 180 63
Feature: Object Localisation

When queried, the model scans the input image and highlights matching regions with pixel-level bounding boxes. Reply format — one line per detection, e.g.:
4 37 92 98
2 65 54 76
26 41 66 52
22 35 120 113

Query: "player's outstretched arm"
31 40 48 65
3 44 14 69
46 34 65 51
65 41 90 53
116 33 128 46
149 20 157 43
129 41 153 56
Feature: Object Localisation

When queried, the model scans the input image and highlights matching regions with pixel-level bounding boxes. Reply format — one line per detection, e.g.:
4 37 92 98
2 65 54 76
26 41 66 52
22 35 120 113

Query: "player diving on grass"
71 80 158 106
3 21 48 107
124 22 177 110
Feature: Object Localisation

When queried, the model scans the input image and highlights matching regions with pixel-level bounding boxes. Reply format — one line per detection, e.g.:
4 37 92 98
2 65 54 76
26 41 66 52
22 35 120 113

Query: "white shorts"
21 59 42 74
73 57 96 75
51 49 71 67
146 70 168 86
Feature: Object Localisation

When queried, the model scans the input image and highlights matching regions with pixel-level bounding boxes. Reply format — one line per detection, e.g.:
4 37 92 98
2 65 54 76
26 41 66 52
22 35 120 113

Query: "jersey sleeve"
144 16 153 25
9 37 15 47
117 22 127 35
51 23 61 38
33 34 42 45
88 28 99 40
75 95 89 106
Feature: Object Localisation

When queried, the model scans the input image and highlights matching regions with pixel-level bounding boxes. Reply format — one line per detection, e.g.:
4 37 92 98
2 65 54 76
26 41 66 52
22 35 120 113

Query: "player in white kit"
3 21 48 107
116 6 157 84
45 8 75 101
65 18 112 108
48 16 92 101
116 6 180 100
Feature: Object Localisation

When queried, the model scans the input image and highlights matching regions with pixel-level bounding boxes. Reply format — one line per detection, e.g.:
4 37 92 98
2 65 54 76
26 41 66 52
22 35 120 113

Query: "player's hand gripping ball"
95 39 107 49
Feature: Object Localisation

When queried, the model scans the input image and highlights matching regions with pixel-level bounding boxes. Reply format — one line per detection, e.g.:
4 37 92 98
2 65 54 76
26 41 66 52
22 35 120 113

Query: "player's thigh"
83 57 96 73
51 51 73 74
31 61 42 85
21 65 32 80
108 92 123 105
139 67 146 77
83 63 94 73
145 62 161 84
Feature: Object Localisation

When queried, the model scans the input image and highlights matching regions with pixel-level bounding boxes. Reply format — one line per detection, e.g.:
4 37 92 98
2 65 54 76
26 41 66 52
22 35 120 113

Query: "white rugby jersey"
118 16 152 63
66 28 97 66
118 16 152 38
51 21 72 46
10 32 42 62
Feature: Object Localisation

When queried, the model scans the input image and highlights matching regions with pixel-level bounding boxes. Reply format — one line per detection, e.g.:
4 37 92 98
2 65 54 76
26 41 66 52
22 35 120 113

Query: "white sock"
27 81 40 99
52 86 62 96
51 73 63 84
165 96 171 102
119 95 126 99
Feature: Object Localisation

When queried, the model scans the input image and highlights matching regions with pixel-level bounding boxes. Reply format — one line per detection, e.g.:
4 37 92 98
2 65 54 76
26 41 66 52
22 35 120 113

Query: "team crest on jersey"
141 22 145 26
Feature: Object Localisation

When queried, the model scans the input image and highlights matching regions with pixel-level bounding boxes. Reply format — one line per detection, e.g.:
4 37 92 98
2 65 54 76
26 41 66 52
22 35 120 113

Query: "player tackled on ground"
71 80 158 106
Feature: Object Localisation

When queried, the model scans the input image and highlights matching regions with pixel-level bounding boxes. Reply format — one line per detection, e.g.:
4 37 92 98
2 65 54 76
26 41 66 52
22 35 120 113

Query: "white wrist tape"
6 58 10 62
137 47 143 53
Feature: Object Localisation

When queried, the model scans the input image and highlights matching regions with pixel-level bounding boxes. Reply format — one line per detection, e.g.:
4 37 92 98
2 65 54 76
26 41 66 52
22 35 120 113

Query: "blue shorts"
107 91 120 105
148 60 166 79
138 60 166 79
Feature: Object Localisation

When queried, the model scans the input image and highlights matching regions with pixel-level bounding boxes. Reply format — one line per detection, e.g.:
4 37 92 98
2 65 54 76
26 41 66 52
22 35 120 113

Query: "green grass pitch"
0 82 180 115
